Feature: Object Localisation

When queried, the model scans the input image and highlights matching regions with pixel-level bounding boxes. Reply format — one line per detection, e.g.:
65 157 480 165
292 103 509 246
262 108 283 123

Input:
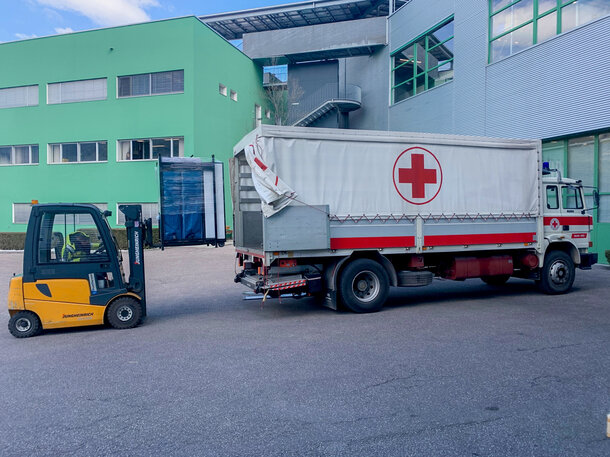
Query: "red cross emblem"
393 146 443 205
550 218 560 230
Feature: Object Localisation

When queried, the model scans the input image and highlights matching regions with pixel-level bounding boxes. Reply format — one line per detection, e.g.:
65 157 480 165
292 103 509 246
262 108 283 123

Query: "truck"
231 126 598 312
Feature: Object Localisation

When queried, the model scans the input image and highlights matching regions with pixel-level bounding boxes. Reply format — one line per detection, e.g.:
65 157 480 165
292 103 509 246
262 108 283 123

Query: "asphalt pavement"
0 246 608 456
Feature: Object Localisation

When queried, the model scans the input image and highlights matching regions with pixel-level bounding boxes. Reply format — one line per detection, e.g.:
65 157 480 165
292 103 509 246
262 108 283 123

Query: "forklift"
7 204 149 338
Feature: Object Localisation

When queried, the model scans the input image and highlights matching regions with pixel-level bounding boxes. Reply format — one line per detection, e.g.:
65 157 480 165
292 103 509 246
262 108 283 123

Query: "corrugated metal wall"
388 1 610 140
486 15 610 139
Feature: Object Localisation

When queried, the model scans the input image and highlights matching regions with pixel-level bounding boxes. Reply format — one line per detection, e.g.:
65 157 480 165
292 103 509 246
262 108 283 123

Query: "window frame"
47 78 107 104
543 130 610 223
488 0 610 63
117 70 184 99
116 137 184 162
391 16 455 104
116 203 159 226
0 144 39 166
0 84 39 109
47 141 108 164
13 203 107 225
546 185 559 209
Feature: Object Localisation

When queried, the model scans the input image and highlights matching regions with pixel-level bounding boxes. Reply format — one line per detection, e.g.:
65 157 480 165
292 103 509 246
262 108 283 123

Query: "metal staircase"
289 83 362 127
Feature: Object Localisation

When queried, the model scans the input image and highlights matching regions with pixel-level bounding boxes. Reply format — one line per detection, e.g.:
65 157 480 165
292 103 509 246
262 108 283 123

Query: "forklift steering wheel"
93 246 107 255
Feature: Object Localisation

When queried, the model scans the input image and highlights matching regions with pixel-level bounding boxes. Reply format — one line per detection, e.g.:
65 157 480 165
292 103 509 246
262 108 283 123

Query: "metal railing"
288 83 362 126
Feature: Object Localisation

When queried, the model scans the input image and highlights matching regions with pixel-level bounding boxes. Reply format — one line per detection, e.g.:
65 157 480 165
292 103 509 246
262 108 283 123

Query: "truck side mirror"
594 189 600 207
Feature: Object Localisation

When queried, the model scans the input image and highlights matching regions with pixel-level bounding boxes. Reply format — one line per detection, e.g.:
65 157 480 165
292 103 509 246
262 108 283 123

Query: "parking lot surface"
0 246 609 456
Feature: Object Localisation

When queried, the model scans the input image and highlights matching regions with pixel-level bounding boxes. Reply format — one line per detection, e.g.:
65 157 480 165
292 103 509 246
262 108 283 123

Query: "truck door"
560 185 590 248
544 184 562 235
22 207 122 329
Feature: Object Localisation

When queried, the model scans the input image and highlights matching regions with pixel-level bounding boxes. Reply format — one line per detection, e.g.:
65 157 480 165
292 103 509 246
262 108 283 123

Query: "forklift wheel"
8 311 42 338
107 297 143 330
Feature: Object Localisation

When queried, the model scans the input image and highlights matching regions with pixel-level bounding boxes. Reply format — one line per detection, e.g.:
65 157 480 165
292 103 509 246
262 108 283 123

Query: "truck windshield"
562 186 583 210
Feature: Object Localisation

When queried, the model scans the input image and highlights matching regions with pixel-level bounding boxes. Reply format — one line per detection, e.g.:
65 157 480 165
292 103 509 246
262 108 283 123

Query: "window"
255 104 262 127
118 137 183 161
265 109 271 119
489 0 610 62
392 17 454 103
0 85 38 109
263 65 288 86
0 144 39 165
230 90 237 101
48 78 107 104
13 203 107 225
48 141 107 163
118 70 184 97
37 211 109 263
117 203 159 226
562 186 583 210
219 83 227 96
546 186 559 209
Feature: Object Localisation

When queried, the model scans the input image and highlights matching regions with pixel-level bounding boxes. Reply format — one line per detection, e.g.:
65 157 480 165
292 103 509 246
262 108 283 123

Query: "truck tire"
8 311 42 338
538 250 575 295
107 297 143 330
481 275 510 286
339 259 389 313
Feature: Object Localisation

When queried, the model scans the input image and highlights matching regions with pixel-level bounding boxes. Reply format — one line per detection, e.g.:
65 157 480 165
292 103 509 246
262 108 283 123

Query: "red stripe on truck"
330 236 416 250
543 216 592 226
254 158 267 171
424 232 536 246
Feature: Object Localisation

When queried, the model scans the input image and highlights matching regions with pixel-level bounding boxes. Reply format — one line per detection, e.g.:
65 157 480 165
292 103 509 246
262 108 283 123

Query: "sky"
0 0 294 43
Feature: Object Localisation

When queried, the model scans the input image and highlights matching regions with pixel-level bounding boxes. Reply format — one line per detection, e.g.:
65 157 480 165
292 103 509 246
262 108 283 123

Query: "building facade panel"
485 14 610 139
0 17 266 233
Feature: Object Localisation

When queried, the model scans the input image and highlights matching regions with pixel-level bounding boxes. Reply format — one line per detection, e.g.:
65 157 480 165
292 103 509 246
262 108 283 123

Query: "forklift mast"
119 205 146 313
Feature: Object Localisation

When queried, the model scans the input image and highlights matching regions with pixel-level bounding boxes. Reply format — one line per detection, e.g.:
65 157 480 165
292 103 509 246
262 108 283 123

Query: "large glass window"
392 17 454 103
48 141 107 163
118 70 184 98
567 136 595 187
47 79 107 104
543 131 610 223
0 85 38 109
0 144 39 165
116 203 159 226
489 0 610 62
118 137 183 161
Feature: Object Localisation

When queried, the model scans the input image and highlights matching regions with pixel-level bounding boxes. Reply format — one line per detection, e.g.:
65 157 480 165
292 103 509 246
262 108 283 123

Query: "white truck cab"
540 163 598 293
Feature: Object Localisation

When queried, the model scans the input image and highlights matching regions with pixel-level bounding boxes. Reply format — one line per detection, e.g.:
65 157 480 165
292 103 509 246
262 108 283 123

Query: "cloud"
36 0 160 27
54 27 74 34
15 33 39 40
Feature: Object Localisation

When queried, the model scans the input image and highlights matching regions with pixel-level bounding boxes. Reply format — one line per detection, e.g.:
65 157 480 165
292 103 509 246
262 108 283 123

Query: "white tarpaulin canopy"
235 126 541 218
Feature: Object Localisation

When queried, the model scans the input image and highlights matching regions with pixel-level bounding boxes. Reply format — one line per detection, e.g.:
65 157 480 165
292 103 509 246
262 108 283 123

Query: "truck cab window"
562 186 583 210
546 186 559 209
37 212 109 264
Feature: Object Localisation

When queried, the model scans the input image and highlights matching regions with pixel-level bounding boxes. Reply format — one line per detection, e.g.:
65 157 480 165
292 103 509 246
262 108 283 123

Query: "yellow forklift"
7 204 149 338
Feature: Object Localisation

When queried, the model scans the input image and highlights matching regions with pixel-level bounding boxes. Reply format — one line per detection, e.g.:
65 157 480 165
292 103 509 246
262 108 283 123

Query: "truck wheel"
8 311 42 338
481 275 510 286
107 297 143 330
339 259 389 313
539 250 575 295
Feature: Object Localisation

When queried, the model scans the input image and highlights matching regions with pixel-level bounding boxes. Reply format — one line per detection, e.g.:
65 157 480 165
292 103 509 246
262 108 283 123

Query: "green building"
0 16 266 236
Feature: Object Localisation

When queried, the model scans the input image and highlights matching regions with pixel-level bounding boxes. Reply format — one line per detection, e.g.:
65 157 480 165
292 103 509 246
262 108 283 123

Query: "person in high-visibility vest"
62 231 91 262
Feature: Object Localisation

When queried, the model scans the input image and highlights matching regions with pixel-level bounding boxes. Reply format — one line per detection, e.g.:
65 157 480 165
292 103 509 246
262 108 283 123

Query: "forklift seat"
51 232 64 262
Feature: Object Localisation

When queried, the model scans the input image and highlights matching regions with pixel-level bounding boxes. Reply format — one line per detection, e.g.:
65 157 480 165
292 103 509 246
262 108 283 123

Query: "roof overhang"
200 0 406 40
